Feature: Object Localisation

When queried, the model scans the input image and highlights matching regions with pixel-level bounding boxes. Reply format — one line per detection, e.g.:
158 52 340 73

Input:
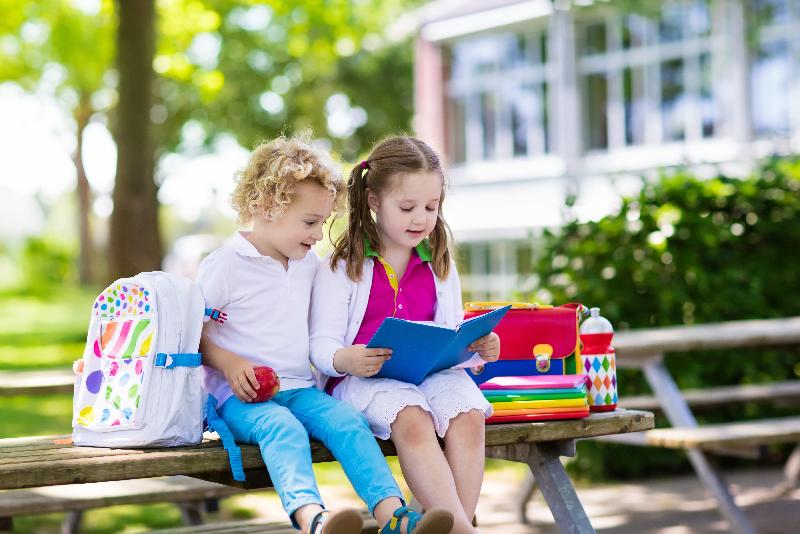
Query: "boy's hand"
333 344 392 377
222 354 260 402
469 332 500 362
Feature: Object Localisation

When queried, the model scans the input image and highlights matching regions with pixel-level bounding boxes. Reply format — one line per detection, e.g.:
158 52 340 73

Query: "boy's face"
253 181 335 265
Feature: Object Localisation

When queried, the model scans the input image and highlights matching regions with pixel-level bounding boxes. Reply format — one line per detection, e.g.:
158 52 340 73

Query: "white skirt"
332 368 493 440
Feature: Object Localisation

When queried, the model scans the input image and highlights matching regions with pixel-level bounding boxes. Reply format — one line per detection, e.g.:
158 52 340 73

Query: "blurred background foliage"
531 157 800 478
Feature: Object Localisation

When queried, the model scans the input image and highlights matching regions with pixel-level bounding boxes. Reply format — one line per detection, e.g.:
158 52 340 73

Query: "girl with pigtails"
310 136 500 534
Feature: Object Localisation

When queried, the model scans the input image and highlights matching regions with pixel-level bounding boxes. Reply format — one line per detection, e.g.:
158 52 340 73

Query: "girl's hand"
469 332 500 362
222 353 260 402
333 344 392 377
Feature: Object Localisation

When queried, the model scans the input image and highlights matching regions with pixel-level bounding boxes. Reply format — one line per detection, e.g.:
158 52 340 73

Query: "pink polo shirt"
353 250 437 345
327 247 437 394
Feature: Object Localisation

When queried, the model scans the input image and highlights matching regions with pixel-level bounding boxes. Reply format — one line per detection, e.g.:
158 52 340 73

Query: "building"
410 0 800 299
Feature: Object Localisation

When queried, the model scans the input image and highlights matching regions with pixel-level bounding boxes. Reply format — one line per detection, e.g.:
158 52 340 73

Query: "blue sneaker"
379 506 454 533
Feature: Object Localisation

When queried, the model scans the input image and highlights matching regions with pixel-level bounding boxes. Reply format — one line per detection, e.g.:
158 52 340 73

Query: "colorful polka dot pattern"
93 282 153 319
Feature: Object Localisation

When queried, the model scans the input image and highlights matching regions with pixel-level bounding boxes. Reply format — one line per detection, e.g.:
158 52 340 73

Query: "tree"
153 0 423 161
0 0 114 284
109 0 161 277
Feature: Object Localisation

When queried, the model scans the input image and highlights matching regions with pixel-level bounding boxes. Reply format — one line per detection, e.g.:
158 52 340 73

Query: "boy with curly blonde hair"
197 136 453 534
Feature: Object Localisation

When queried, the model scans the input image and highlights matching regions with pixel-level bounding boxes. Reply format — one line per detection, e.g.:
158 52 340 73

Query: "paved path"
224 466 798 532
477 467 799 533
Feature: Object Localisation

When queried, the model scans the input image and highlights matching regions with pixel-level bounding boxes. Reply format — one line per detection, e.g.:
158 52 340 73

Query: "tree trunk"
109 0 161 280
73 95 94 285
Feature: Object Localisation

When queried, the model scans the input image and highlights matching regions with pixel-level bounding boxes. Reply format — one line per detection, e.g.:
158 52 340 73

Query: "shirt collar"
364 238 432 262
229 231 295 266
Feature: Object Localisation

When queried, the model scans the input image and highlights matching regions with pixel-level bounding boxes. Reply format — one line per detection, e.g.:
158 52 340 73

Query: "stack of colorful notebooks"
481 374 591 423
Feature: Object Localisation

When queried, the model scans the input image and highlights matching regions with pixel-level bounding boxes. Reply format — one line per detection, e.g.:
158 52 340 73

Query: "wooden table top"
0 409 653 491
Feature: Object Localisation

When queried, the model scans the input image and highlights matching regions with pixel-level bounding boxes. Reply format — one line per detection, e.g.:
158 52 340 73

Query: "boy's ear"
366 188 380 212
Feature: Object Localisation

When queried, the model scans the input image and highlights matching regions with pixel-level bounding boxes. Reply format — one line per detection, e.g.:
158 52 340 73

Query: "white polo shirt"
196 231 318 406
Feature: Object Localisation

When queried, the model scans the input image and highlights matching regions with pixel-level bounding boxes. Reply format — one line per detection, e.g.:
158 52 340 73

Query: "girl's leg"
441 409 486 520
219 395 323 530
289 388 453 534
421 369 492 522
390 405 477 534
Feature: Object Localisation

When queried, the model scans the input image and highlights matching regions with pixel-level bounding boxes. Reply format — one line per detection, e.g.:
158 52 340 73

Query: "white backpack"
72 272 206 447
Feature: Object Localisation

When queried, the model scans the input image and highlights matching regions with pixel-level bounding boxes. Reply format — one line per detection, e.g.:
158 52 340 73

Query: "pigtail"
331 162 380 281
428 194 453 280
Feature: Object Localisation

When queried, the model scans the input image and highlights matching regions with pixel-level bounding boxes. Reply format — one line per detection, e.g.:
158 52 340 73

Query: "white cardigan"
309 254 465 379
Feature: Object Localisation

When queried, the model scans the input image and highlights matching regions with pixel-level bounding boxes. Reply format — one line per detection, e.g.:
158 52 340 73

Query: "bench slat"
620 380 800 411
0 410 654 491
0 476 240 516
643 416 800 449
149 510 378 534
0 370 74 396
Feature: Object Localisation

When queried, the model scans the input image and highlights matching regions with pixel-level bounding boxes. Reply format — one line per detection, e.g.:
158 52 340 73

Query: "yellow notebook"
491 397 588 410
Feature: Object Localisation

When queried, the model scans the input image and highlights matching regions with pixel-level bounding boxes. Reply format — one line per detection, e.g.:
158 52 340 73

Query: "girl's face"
368 170 442 253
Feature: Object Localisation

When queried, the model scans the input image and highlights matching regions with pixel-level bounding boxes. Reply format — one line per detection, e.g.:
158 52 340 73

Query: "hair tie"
360 160 369 170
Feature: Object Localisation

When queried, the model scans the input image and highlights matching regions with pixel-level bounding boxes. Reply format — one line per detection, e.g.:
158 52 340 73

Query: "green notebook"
484 389 587 402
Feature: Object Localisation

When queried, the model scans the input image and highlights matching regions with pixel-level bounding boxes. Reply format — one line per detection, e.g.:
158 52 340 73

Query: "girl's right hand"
222 354 260 402
333 344 392 377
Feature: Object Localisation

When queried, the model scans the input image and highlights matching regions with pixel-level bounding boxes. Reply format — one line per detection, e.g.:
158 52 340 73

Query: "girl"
310 137 500 534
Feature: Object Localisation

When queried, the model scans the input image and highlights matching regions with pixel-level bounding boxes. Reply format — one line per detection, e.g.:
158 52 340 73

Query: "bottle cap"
580 307 614 334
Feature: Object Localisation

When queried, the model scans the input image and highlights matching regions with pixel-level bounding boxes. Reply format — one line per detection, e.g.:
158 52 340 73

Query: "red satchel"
463 302 583 385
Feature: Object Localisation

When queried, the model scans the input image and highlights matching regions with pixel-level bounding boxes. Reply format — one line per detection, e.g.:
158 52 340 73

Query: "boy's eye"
400 207 413 213
305 221 315 226
426 206 437 212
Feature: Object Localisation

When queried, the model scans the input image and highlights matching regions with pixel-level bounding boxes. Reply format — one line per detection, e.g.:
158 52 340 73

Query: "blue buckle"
154 353 201 369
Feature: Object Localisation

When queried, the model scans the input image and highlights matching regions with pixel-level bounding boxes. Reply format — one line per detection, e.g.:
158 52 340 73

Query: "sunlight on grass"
0 395 73 438
0 342 83 370
0 288 96 345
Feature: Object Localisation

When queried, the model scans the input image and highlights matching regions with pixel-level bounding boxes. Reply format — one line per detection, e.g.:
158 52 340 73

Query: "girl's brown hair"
330 136 453 281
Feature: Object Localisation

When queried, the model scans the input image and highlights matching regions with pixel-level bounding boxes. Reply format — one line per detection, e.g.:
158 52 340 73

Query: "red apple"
252 366 280 402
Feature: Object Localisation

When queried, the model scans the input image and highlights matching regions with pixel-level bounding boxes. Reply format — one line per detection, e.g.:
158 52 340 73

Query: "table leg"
494 440 594 533
774 443 800 495
643 360 755 534
516 471 538 524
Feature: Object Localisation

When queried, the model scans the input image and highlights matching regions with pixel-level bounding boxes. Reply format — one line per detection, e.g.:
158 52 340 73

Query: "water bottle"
580 307 618 412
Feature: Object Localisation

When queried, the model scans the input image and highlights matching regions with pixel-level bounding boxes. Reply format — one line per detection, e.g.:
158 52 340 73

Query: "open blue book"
366 305 511 385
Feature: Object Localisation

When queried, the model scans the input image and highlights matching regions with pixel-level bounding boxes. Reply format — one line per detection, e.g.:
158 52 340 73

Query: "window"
446 29 550 163
749 0 800 137
578 1 717 152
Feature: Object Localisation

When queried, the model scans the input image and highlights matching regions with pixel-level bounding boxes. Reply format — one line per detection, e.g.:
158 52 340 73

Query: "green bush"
532 157 800 479
21 237 76 294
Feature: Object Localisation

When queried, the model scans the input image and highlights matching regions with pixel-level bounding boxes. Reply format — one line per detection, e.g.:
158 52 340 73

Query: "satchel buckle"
533 344 553 373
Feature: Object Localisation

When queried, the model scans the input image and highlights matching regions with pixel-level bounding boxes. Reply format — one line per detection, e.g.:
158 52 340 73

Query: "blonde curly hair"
231 135 345 225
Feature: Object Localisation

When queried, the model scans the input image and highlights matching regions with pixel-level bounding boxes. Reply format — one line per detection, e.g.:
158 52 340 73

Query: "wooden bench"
149 510 379 533
0 476 241 533
0 370 238 533
519 316 800 534
0 369 74 396
0 410 654 534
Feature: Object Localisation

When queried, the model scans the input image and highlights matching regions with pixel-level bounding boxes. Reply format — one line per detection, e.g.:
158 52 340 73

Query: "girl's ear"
366 188 380 212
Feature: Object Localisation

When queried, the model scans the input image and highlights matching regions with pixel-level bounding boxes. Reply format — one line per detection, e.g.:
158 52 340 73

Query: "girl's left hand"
469 332 500 362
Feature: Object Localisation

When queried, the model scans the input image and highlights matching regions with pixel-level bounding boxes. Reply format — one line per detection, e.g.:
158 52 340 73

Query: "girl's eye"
305 221 315 226
426 207 436 212
400 207 413 213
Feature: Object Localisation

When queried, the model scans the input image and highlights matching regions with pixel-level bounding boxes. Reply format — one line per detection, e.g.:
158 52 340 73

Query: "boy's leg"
219 395 323 528
285 387 404 516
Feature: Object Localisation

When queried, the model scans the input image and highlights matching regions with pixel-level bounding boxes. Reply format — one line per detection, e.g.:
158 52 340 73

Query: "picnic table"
0 410 653 533
518 316 800 534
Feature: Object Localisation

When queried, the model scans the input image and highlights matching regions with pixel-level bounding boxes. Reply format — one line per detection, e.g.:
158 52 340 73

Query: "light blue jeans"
219 386 402 526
